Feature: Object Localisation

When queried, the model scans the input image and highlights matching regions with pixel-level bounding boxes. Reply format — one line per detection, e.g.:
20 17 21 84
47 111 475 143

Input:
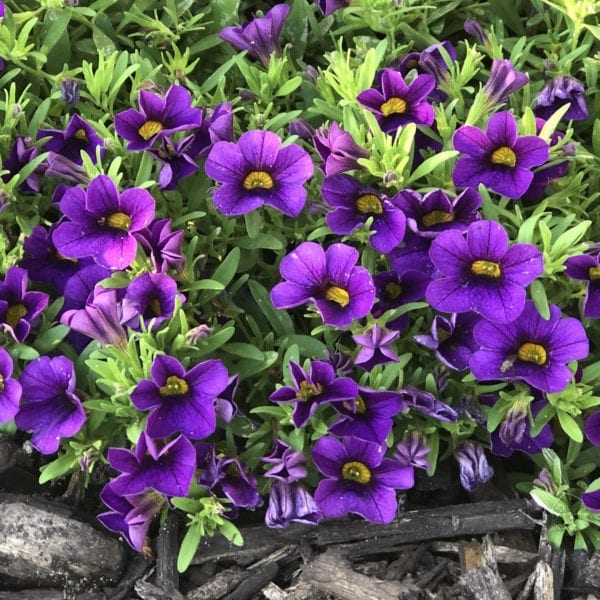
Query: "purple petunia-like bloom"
392 188 482 239
114 85 202 151
312 436 414 524
534 76 588 121
15 356 85 454
358 69 436 135
469 301 589 393
399 386 458 422
205 130 314 217
220 4 290 67
482 59 529 106
131 354 228 440
0 267 49 343
585 411 600 447
454 441 494 492
394 431 431 471
265 480 323 529
2 136 42 194
452 111 549 199
0 347 21 423
322 174 406 253
565 254 600 318
426 220 544 324
353 325 399 371
109 432 196 497
135 218 185 275
315 0 350 16
263 440 307 483
270 242 375 327
53 175 155 270
313 122 370 176
270 360 358 428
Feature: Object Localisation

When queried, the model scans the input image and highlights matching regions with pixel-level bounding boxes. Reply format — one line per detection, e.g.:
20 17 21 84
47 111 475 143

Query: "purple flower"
149 135 200 191
390 233 436 279
135 218 185 275
426 220 544 323
109 432 196 497
263 440 307 483
189 102 234 159
315 0 350 16
15 356 85 454
270 360 358 427
312 436 414 524
45 153 90 185
38 114 104 165
61 286 128 349
98 484 165 552
413 312 481 371
2 136 42 193
265 480 323 528
469 301 589 393
464 19 489 46
452 111 550 199
206 130 314 217
454 441 494 492
565 254 600 318
322 174 406 253
220 4 290 66
313 122 369 176
392 188 482 239
270 242 375 327
60 79 80 106
534 76 588 121
0 267 49 343
121 272 183 330
328 387 405 444
483 59 529 106
131 354 228 439
52 175 155 270
394 431 431 471
0 348 21 423
353 325 399 371
357 69 436 134
114 85 202 151
215 374 239 423
584 411 600 446
399 386 458 422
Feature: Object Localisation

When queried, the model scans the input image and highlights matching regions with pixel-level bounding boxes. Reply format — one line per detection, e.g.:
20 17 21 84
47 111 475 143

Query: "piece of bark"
106 555 154 600
0 493 126 587
0 591 65 600
185 566 246 600
414 560 449 588
515 568 538 600
192 500 541 565
286 578 327 600
156 511 180 593
460 540 485 573
134 580 185 600
385 543 427 580
459 565 512 600
304 548 424 600
261 581 290 600
221 562 279 600
533 560 554 600
431 541 538 565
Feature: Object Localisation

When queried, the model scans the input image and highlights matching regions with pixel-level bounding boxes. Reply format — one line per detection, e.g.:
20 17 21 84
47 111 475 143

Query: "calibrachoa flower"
315 0 350 16
454 441 494 492
392 188 482 239
135 218 185 274
482 59 529 106
263 440 307 482
0 266 49 343
149 135 200 191
53 175 155 270
564 254 600 318
220 4 290 66
15 356 85 454
312 436 414 524
469 301 589 393
205 130 314 217
426 220 544 323
585 411 600 447
131 354 228 439
265 481 323 529
313 122 369 176
353 325 400 371
270 242 375 327
109 432 196 497
534 75 588 121
270 360 358 428
2 136 42 193
390 233 436 279
357 69 436 134
0 347 21 423
322 174 406 253
452 111 550 199
399 386 458 422
39 114 104 165
114 85 202 151
394 431 431 471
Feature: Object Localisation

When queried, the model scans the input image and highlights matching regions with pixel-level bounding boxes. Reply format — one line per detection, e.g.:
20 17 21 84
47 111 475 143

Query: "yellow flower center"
159 375 189 397
380 97 407 117
149 298 162 317
138 120 163 141
325 286 350 307
421 210 455 227
0 374 4 393
243 171 274 190
490 146 517 167
437 327 451 343
589 266 600 280
105 212 132 231
384 282 403 300
517 342 547 365
343 395 367 414
73 128 88 141
471 260 502 278
6 304 27 328
355 194 383 215
341 461 372 484
295 380 323 402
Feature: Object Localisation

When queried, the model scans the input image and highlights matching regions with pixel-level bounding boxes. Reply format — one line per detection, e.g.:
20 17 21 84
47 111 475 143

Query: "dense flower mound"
0 0 599 571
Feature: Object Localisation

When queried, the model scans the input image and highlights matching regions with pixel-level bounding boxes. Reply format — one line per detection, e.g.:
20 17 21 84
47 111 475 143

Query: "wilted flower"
60 78 80 106
483 59 529 106
454 441 494 492
464 19 489 46
135 218 185 275
263 440 307 482
2 136 42 193
313 122 369 176
534 76 588 121
265 480 323 528
394 431 431 470
399 386 458 422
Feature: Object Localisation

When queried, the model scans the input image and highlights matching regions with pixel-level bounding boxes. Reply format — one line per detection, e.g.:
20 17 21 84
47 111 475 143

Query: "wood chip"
431 541 538 564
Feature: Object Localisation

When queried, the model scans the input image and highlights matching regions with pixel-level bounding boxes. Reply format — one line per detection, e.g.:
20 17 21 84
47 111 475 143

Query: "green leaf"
407 150 458 183
42 9 72 53
218 520 243 546
557 410 583 442
177 521 203 573
170 498 201 513
530 489 569 517
530 279 550 320
222 343 265 361
39 453 78 484
275 76 302 96
211 247 240 288
247 280 294 337
244 211 261 238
